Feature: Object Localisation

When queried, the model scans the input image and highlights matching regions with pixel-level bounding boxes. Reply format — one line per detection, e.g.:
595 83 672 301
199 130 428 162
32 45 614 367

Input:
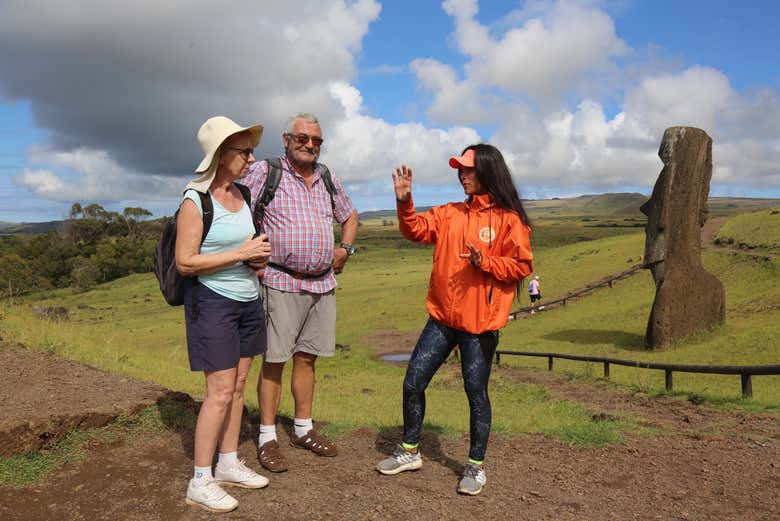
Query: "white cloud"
14 147 182 202
0 0 382 176
409 59 493 125
323 81 481 186
410 2 779 196
2 0 779 215
13 169 67 199
492 65 780 193
417 0 628 124
623 66 735 136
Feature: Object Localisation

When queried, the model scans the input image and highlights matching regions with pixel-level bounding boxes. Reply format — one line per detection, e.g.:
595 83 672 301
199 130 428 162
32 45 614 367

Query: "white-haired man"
240 113 358 472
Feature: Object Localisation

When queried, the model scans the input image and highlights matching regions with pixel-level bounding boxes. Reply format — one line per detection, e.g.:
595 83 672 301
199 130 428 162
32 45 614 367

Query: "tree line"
0 203 164 298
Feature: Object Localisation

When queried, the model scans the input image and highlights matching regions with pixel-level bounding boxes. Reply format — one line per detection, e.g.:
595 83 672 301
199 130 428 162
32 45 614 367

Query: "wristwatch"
340 243 356 256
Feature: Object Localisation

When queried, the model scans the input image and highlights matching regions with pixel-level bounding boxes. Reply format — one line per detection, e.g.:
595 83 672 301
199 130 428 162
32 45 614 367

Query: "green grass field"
714 205 780 250
2 210 779 451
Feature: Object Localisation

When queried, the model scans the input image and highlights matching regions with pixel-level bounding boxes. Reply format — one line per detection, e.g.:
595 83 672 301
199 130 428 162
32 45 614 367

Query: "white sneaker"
376 444 423 475
215 459 270 489
185 478 238 513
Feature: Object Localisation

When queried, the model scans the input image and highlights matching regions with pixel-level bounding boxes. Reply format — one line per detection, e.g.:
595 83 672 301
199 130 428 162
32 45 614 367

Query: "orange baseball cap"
449 148 475 169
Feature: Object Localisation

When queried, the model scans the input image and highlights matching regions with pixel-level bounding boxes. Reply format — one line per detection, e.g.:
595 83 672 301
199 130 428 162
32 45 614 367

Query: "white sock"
259 424 277 446
192 465 212 486
294 417 313 438
217 451 238 469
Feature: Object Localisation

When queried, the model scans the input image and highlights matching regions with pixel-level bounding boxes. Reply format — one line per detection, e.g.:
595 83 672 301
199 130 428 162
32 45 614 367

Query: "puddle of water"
380 353 412 362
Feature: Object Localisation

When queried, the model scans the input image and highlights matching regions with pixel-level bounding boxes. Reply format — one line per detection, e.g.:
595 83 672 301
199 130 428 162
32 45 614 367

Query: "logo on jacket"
479 227 496 244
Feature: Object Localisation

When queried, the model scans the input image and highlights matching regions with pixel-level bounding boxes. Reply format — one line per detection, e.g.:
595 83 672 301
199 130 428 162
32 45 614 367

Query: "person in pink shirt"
239 113 358 473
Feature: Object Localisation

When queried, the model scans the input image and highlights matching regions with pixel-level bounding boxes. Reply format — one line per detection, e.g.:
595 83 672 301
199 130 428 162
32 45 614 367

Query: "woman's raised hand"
392 164 413 203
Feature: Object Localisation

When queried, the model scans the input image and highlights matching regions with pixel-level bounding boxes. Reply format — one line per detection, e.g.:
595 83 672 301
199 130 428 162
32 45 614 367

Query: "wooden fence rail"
494 350 780 398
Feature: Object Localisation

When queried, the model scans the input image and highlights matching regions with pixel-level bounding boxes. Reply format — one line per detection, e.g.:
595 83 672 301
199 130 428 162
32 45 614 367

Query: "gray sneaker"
457 463 487 495
376 444 422 475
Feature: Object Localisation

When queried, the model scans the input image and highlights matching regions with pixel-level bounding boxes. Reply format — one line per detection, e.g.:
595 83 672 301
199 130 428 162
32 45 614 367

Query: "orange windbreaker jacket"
397 194 533 334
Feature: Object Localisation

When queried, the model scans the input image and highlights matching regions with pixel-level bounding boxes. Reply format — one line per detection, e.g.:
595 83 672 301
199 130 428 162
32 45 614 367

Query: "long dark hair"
462 144 531 226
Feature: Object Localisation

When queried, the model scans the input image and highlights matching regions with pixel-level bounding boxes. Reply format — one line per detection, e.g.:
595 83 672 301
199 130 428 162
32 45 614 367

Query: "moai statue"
640 127 725 349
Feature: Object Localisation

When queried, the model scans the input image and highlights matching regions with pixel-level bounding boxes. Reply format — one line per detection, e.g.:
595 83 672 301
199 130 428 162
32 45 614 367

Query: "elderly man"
239 112 358 472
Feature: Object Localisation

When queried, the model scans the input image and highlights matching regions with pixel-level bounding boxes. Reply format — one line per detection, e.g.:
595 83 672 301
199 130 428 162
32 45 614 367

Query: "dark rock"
640 127 725 349
33 306 69 322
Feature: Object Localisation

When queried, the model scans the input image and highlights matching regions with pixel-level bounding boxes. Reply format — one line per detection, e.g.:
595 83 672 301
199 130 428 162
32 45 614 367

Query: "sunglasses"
286 133 324 147
227 147 254 159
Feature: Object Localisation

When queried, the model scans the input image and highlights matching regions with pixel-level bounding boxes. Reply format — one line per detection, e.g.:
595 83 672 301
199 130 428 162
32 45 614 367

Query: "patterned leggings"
402 317 498 462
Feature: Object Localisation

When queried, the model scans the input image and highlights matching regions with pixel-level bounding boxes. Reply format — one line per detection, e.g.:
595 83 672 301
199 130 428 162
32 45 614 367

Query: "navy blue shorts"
183 280 267 372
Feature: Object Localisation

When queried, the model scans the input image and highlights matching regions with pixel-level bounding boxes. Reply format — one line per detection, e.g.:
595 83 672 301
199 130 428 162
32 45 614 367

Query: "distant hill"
3 194 779 231
524 193 648 218
0 220 64 234
357 195 651 221
358 207 432 221
707 197 780 216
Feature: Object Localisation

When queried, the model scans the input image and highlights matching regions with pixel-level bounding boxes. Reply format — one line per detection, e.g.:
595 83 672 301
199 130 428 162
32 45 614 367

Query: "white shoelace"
198 479 229 500
233 459 252 476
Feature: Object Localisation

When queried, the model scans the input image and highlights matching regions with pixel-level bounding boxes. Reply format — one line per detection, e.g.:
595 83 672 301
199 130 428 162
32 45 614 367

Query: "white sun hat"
186 116 263 193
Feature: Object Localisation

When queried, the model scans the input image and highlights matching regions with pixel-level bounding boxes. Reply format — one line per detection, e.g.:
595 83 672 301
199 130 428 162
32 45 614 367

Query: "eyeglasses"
227 147 254 159
285 133 324 147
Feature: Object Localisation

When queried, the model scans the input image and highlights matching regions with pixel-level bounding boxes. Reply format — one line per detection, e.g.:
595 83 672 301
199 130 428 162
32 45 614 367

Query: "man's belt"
267 262 331 280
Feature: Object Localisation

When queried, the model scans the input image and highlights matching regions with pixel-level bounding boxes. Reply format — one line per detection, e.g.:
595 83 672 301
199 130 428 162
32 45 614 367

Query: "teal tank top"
183 189 260 302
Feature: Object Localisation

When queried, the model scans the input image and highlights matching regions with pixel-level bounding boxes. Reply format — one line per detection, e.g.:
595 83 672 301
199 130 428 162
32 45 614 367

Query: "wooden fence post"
603 362 610 378
741 374 753 398
548 356 554 371
665 370 673 392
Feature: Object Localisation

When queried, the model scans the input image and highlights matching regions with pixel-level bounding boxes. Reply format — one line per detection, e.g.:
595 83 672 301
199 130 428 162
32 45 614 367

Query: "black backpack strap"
235 183 260 236
317 163 337 217
183 189 214 245
200 192 214 243
254 158 283 227
184 189 214 319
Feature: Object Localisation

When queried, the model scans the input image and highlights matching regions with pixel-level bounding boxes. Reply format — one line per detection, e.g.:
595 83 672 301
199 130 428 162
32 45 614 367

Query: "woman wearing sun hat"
176 116 272 513
376 144 533 496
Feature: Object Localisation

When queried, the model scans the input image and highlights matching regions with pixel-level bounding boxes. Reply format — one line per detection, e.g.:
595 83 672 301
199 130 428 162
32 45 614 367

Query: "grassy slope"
2 212 778 442
500 249 780 406
714 206 780 250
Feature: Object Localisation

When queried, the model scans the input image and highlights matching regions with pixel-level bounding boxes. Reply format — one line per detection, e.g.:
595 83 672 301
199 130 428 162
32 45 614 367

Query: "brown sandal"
290 429 338 457
257 440 288 472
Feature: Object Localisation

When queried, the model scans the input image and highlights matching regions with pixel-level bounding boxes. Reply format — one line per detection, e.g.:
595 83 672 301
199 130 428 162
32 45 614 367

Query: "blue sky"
1 0 779 222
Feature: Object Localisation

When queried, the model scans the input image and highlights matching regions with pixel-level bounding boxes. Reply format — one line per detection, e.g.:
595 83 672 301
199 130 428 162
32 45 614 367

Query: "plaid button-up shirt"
239 155 356 294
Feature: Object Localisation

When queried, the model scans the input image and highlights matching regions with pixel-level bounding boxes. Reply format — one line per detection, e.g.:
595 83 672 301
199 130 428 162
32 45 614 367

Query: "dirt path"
2 419 777 521
1 344 778 520
0 345 169 456
701 217 728 248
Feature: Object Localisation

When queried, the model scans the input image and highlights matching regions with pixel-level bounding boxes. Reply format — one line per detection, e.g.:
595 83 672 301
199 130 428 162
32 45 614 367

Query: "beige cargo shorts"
261 286 336 363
